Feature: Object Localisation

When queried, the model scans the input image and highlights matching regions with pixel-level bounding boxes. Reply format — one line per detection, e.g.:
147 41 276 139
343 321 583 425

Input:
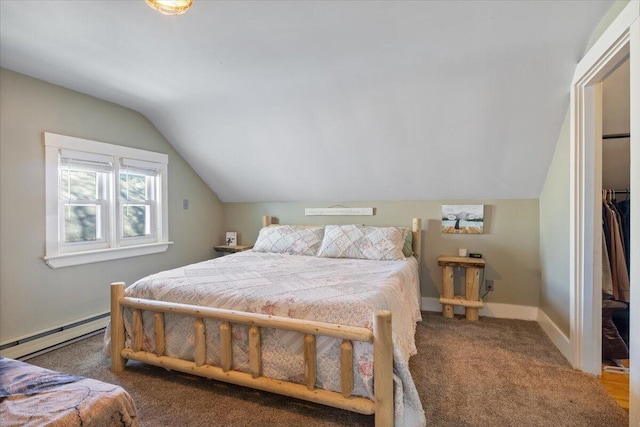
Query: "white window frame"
117 157 161 247
44 132 172 268
57 149 113 253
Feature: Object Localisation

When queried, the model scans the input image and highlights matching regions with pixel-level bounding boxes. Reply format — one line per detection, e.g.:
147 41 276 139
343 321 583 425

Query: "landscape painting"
441 205 484 234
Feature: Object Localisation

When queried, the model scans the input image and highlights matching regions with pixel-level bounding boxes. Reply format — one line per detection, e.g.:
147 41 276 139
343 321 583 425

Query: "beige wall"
0 68 224 343
539 111 572 335
223 199 540 307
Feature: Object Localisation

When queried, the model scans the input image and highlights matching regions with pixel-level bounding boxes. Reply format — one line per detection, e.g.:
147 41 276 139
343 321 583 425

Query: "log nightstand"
437 256 486 321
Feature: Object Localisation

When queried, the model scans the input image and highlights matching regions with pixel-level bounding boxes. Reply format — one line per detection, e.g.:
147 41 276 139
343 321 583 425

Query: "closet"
601 58 630 379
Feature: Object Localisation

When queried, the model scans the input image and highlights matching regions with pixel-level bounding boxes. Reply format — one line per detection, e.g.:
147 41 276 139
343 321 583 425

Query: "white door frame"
569 1 639 422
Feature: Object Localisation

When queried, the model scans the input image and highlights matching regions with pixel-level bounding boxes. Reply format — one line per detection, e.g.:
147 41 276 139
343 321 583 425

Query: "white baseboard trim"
536 308 572 364
421 297 538 320
0 313 109 360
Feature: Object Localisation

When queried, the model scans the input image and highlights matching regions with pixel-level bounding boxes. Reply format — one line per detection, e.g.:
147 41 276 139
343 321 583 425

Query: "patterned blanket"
109 251 426 426
0 356 138 427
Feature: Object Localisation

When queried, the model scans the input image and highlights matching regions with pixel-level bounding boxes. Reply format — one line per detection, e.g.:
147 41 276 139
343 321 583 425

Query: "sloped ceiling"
0 0 613 202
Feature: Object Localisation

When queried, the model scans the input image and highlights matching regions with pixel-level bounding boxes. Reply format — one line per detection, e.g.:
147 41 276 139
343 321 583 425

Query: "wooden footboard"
110 282 394 426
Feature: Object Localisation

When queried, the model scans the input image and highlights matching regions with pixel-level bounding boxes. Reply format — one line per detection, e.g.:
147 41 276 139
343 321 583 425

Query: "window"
45 133 171 268
119 158 158 242
57 150 112 252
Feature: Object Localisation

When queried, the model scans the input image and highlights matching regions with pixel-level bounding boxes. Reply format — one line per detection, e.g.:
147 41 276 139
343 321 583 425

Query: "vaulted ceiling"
0 1 613 202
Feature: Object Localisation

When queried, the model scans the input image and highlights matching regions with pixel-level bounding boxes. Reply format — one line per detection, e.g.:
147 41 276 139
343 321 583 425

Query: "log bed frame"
110 217 422 426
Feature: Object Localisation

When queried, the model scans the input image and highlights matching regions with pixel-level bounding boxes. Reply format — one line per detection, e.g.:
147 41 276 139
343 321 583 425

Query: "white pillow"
253 225 324 256
317 225 407 261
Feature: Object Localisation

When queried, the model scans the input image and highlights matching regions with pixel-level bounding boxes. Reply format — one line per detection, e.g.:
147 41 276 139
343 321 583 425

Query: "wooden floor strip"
600 360 629 413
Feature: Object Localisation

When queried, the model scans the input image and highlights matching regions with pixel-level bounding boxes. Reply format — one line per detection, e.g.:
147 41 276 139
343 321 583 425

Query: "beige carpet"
26 311 628 426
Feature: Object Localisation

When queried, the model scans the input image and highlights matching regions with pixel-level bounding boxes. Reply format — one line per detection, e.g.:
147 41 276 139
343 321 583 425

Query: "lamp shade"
146 0 193 16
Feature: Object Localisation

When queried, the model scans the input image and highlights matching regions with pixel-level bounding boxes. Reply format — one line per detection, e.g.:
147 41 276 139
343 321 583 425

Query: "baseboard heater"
0 311 110 360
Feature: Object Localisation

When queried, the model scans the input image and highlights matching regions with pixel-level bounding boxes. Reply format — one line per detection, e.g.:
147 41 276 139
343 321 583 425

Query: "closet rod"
603 133 630 140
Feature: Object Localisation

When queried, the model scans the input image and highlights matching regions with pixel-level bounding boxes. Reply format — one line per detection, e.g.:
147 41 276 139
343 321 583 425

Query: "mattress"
109 251 425 425
0 356 138 427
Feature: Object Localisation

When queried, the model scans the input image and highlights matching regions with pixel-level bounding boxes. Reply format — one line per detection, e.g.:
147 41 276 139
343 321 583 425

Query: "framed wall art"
225 231 237 246
441 205 484 234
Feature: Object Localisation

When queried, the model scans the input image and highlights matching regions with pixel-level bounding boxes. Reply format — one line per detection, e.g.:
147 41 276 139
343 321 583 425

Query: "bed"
0 356 138 426
108 217 425 426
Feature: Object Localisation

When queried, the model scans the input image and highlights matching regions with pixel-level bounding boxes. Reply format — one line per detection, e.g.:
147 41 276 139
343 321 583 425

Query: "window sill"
44 242 173 269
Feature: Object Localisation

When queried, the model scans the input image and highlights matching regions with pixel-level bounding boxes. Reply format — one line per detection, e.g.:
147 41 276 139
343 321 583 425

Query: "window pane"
61 170 98 200
64 205 99 242
120 173 148 202
122 205 149 238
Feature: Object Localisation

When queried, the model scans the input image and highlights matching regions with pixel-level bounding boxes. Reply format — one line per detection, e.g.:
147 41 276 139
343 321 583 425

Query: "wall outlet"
183 199 189 210
485 279 494 292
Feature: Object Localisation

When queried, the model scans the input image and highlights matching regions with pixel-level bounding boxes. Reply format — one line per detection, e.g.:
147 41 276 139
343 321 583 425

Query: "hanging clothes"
615 197 631 269
602 191 630 303
602 299 629 360
602 229 614 298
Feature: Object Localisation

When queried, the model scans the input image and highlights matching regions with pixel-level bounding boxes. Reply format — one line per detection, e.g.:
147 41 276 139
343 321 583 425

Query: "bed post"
110 282 126 372
412 218 422 270
262 215 271 227
374 310 393 426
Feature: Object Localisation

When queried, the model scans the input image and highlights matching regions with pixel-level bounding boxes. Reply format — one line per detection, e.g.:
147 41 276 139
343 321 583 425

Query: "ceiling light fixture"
146 0 193 16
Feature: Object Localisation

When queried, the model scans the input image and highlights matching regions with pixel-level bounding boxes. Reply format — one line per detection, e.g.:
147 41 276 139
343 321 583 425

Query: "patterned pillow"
253 225 324 256
317 225 407 261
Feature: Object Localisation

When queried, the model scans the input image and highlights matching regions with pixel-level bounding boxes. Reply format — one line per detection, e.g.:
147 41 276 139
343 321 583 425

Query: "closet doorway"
600 58 630 410
569 3 638 424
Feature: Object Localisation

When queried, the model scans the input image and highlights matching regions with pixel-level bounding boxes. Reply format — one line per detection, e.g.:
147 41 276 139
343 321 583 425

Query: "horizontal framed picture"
225 231 237 246
442 205 484 234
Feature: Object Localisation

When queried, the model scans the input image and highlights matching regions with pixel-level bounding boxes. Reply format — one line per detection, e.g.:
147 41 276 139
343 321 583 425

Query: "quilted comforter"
108 251 426 426
0 357 138 427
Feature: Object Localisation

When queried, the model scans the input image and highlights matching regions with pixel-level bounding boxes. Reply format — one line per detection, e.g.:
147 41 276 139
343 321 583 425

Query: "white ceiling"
0 0 614 202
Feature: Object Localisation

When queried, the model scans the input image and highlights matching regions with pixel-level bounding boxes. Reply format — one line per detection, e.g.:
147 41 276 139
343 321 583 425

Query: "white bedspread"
114 251 426 426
